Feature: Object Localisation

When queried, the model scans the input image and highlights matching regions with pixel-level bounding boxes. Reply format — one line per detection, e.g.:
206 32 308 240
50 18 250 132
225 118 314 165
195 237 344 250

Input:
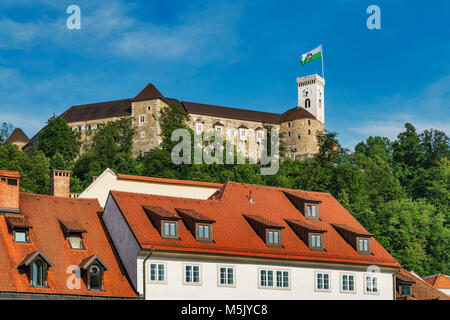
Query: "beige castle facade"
31 74 326 160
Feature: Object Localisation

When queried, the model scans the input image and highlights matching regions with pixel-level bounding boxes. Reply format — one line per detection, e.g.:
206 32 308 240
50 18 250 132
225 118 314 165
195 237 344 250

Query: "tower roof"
131 82 165 102
279 107 317 122
6 128 29 144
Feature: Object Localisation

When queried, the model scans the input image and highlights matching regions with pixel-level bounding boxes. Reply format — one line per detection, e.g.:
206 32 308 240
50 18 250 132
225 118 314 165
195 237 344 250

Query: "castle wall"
280 118 324 159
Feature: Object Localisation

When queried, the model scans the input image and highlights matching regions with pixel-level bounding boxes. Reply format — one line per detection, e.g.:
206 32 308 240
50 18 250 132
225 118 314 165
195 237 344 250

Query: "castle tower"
297 74 325 124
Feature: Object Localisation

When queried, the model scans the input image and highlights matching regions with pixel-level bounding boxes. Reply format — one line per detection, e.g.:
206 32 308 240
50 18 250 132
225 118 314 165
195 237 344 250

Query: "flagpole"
321 43 325 79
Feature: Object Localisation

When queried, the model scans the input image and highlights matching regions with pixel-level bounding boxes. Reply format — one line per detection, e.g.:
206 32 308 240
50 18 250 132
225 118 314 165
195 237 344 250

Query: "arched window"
89 264 102 290
305 99 311 108
31 260 44 287
308 120 311 125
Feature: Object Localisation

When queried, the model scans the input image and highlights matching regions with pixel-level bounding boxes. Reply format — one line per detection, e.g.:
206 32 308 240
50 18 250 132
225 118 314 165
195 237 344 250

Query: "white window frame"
147 262 167 284
314 271 331 292
239 129 247 141
183 264 202 286
140 116 146 124
340 273 356 294
217 265 236 288
228 129 235 138
195 122 203 134
364 274 379 295
257 267 290 290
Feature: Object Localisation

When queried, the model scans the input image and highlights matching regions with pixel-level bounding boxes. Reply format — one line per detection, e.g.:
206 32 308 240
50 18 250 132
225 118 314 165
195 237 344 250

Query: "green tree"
37 115 80 162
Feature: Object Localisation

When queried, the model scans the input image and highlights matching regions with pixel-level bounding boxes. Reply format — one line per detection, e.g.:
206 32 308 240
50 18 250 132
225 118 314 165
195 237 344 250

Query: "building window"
31 260 46 288
196 223 213 241
341 274 355 293
288 122 291 128
149 263 166 283
184 264 201 285
140 131 145 138
259 269 289 289
68 232 84 250
305 203 319 219
13 229 29 243
88 264 102 290
315 272 330 291
87 125 92 131
365 275 378 294
7 178 17 186
228 129 235 138
147 105 152 112
319 99 322 109
309 233 323 250
256 130 264 140
162 220 178 239
400 284 412 297
195 122 203 134
266 229 281 246
357 237 371 254
305 99 311 108
308 120 311 125
298 135 301 139
288 131 291 137
140 116 146 124
78 126 82 132
308 129 311 135
218 266 235 287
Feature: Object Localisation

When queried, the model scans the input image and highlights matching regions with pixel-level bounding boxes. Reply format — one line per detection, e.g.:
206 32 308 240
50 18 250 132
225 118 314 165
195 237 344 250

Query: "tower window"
288 131 291 137
308 130 311 135
305 99 311 108
147 105 152 112
140 116 146 123
298 135 301 139
319 99 322 109
308 120 311 125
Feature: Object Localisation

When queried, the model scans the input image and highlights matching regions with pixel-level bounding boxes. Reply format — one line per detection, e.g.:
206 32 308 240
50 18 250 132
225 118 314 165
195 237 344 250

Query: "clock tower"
297 74 325 124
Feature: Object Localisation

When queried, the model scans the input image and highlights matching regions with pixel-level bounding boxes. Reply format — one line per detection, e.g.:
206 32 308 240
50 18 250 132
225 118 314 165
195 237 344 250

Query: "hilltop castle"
22 74 325 160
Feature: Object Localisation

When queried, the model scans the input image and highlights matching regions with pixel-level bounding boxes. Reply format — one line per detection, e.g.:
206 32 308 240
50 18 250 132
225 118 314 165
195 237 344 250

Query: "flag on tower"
300 45 322 65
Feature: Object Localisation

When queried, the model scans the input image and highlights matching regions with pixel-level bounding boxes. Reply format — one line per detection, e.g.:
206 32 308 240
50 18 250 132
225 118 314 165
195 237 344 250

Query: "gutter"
142 247 154 300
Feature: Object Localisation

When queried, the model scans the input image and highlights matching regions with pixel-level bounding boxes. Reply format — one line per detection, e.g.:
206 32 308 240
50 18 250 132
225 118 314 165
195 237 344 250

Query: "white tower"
297 74 325 124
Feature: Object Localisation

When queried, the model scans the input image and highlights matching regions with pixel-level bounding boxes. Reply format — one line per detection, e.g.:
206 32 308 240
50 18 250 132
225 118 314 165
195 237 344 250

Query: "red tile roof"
116 173 223 188
243 214 285 229
6 128 29 144
109 182 399 267
396 269 450 300
143 205 180 219
0 193 136 298
422 274 450 289
176 208 216 223
285 219 327 232
0 170 20 178
331 224 373 236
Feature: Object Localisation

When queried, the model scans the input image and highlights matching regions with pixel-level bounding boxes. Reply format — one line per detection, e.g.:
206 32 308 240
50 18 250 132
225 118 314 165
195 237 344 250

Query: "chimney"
50 170 71 197
0 170 21 214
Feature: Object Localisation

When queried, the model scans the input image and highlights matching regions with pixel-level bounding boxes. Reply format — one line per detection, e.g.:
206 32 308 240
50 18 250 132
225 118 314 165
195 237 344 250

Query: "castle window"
141 131 145 138
195 122 203 134
78 126 82 132
288 131 291 137
87 125 92 131
308 120 311 125
298 135 301 139
147 105 152 112
308 130 311 135
319 99 322 109
288 122 291 128
140 116 146 124
305 99 311 108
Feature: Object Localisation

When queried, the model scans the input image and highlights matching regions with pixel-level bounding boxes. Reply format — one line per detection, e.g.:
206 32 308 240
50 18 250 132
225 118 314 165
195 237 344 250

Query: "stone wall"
280 118 324 159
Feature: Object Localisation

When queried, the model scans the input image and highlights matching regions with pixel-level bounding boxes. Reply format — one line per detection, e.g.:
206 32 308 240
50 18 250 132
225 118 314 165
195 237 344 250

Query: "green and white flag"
300 45 322 65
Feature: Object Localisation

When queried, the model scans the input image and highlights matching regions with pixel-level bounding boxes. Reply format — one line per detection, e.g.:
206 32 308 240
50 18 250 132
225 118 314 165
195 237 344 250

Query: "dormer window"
357 237 371 254
16 250 53 288
266 229 281 246
79 254 109 291
68 232 84 249
309 233 324 250
162 220 179 239
58 219 87 250
243 214 284 248
305 203 319 220
400 284 412 297
332 224 373 255
175 208 215 242
196 223 212 241
13 228 29 243
143 206 181 240
5 216 32 243
285 219 327 251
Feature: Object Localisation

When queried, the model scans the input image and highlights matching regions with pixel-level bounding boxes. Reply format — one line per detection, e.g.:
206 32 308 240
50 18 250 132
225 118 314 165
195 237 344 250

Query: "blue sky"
0 0 449 149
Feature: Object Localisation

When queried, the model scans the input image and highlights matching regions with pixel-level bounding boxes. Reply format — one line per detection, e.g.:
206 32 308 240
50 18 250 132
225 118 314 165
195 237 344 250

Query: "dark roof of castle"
58 82 318 125
279 107 317 122
60 99 132 123
6 128 29 144
182 101 282 124
131 82 164 102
